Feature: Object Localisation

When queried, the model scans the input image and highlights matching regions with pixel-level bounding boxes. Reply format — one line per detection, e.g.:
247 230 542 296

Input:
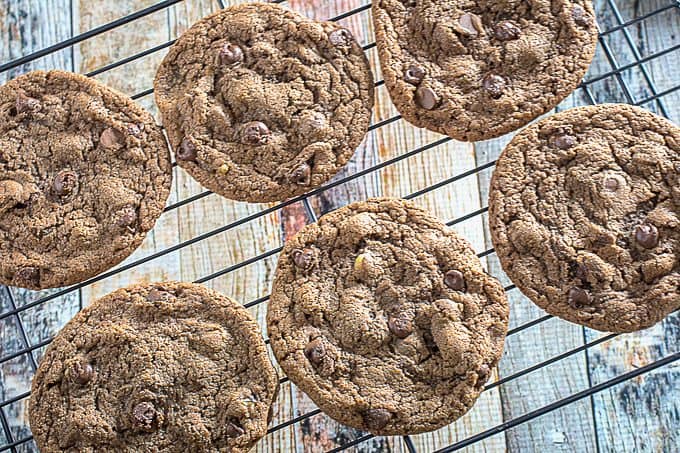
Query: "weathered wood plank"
586 1 680 452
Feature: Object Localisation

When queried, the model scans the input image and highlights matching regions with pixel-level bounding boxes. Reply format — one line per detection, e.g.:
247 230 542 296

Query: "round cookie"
372 0 598 141
0 70 172 290
267 198 509 435
29 282 279 453
489 104 680 332
154 2 374 203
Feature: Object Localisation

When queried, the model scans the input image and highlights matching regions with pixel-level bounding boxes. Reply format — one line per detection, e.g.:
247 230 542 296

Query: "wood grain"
0 0 678 452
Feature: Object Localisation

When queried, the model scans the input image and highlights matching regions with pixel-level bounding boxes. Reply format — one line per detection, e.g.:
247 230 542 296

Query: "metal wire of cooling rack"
1 0 679 452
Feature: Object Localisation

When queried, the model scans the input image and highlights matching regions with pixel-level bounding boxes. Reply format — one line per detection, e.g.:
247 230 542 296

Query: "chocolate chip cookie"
372 0 598 141
154 2 374 203
267 198 509 435
489 104 680 332
29 282 279 452
0 70 172 290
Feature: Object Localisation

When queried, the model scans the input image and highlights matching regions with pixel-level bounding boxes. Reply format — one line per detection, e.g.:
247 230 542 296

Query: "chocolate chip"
15 92 41 114
115 205 137 229
177 138 198 161
568 287 592 307
363 408 392 431
291 248 315 270
476 364 491 387
415 86 439 110
576 262 589 281
242 121 271 146
15 267 39 287
220 42 244 67
457 13 483 37
603 176 620 191
68 359 95 385
388 315 413 339
290 163 311 186
226 421 245 438
127 123 144 136
53 170 78 198
404 65 425 85
444 270 466 291
147 288 173 302
99 127 124 149
572 5 591 27
483 74 506 99
553 134 576 149
635 224 659 249
132 402 159 431
493 21 521 41
329 28 354 47
304 338 325 365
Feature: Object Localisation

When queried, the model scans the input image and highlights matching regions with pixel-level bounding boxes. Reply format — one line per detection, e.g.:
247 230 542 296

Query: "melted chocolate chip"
226 421 245 438
132 402 159 431
388 315 413 339
220 42 244 67
444 270 466 291
363 408 392 431
329 28 354 47
572 5 591 27
242 121 271 146
290 163 311 186
15 92 41 114
68 359 95 385
304 338 325 365
476 364 491 387
457 13 482 37
635 224 659 249
100 127 124 149
291 248 315 269
568 287 592 307
177 138 198 161
553 134 576 150
404 65 425 85
603 176 620 191
53 170 78 198
483 74 506 99
115 205 137 229
415 86 439 110
147 288 173 302
493 21 521 41
15 267 40 286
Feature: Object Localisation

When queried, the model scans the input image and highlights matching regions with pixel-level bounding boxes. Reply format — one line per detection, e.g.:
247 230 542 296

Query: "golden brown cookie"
0 70 172 290
29 282 279 452
268 198 509 435
373 0 598 141
154 2 374 202
489 104 680 332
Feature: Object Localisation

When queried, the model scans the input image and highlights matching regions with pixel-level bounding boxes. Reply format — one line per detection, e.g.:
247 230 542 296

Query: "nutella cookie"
154 2 374 202
372 0 598 141
30 282 279 453
489 104 680 332
0 70 172 290
268 198 508 435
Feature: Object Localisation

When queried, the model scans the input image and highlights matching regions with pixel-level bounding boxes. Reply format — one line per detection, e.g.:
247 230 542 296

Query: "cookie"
29 282 279 452
489 104 680 332
154 2 374 203
267 198 509 435
372 0 598 141
0 70 172 290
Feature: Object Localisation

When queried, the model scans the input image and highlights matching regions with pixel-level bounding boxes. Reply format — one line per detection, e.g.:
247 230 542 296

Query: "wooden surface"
0 0 678 452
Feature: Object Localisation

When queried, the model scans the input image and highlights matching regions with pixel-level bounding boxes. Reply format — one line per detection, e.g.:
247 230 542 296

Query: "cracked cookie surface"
489 104 680 332
29 282 279 453
372 0 598 141
154 2 374 203
0 70 172 290
267 198 508 435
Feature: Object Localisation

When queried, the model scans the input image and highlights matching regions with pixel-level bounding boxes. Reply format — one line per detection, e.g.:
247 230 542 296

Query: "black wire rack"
1 0 679 452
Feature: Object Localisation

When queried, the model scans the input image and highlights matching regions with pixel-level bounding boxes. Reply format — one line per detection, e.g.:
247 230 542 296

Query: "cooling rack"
1 0 679 452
